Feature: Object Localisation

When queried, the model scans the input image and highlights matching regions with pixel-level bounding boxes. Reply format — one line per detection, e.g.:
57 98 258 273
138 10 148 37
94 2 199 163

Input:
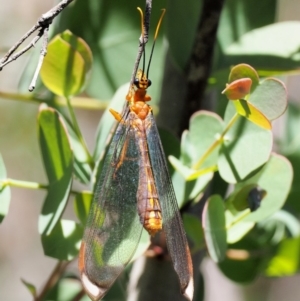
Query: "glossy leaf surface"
218 102 272 183
165 0 202 69
183 213 204 251
239 154 293 222
38 105 73 240
40 30 92 97
248 78 287 121
65 121 92 184
203 195 227 262
170 111 222 206
232 99 271 130
42 219 83 260
74 191 93 226
182 111 223 168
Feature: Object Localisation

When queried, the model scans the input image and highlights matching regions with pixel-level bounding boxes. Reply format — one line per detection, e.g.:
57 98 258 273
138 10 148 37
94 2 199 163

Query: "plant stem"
66 97 94 169
193 112 239 170
71 289 86 301
0 91 108 110
35 261 70 301
2 178 48 190
0 178 87 196
226 209 251 230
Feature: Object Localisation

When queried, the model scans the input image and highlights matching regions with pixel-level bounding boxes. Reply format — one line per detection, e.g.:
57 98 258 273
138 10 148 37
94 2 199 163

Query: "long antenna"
146 8 166 78
129 2 152 88
137 7 147 77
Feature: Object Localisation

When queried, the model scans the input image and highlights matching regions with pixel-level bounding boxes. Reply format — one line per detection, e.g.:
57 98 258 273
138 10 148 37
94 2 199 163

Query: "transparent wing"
146 112 194 298
79 109 143 300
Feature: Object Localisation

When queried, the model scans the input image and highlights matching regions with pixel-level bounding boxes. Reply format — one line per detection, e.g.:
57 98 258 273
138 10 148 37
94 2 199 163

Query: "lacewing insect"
78 8 194 301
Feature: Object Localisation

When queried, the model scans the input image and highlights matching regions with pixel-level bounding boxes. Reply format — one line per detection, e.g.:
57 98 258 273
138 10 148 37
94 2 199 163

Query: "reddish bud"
222 78 252 100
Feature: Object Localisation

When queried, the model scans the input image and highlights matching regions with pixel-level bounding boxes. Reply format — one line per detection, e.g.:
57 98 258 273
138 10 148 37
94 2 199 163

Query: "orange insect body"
115 70 163 236
126 71 152 120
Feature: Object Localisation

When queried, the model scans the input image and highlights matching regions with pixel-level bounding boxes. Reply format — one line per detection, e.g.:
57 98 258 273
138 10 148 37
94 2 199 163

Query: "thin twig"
0 30 43 70
0 24 40 66
0 0 74 90
35 261 70 301
66 97 95 169
71 288 86 301
129 0 152 87
39 0 74 22
29 26 49 91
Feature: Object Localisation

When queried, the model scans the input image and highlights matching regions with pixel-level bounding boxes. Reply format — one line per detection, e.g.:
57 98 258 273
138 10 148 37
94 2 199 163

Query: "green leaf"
239 153 293 222
42 219 83 260
159 127 180 172
226 183 259 212
232 99 271 130
183 213 203 250
217 0 276 53
218 102 273 183
225 22 300 67
74 191 93 226
226 215 255 244
202 195 227 262
61 30 93 75
193 272 205 301
21 279 37 298
219 228 267 283
219 21 300 71
0 154 10 223
43 274 84 301
225 186 256 243
223 64 287 128
65 122 92 184
38 105 73 236
40 31 92 97
228 64 259 90
166 0 202 69
280 104 300 214
280 103 300 155
182 110 224 168
265 236 300 277
169 158 213 207
261 210 300 238
249 78 287 121
169 111 222 206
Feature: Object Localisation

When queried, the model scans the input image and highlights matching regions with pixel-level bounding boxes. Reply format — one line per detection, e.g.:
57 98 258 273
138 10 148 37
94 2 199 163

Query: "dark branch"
38 0 75 24
179 0 225 133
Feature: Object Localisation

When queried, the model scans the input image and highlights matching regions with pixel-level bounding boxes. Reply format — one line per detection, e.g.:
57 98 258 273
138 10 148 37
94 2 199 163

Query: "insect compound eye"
148 79 152 87
134 78 139 87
